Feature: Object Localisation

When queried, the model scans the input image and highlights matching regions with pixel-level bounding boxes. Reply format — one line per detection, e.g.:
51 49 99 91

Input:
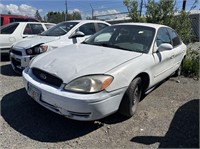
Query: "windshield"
84 25 156 53
40 22 78 36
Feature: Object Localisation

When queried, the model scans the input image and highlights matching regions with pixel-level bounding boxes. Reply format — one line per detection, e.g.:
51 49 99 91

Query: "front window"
84 25 155 53
40 22 78 36
78 23 95 35
167 28 181 47
156 28 171 47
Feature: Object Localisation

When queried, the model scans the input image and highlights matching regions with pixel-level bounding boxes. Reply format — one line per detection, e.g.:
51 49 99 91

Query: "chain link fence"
189 13 200 42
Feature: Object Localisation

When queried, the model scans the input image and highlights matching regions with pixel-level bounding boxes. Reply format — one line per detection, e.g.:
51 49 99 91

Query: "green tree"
35 10 42 21
123 0 141 22
72 11 82 20
46 11 82 23
146 0 175 25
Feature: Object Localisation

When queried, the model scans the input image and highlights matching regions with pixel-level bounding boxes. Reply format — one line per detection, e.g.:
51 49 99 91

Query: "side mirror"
157 43 173 52
69 31 85 39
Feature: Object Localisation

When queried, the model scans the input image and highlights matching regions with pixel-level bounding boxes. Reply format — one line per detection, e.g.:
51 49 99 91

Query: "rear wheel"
119 77 142 118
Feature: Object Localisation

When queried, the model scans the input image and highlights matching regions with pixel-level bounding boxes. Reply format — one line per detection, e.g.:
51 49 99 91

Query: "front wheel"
118 77 142 118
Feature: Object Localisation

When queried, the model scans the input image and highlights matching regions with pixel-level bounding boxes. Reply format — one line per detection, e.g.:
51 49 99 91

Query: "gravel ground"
0 56 199 149
187 42 200 51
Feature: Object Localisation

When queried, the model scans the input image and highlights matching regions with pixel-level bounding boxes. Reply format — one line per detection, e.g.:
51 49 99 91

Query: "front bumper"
23 68 126 121
10 52 34 73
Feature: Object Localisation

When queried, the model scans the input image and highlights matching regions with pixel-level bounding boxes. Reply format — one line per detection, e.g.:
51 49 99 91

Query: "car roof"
64 20 110 24
113 22 170 30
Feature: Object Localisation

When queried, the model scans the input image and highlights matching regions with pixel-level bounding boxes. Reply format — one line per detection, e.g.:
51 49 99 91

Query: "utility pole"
139 0 143 16
90 3 94 19
182 0 187 11
65 0 68 21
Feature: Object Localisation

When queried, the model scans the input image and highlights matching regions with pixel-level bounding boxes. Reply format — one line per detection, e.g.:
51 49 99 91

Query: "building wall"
189 13 200 42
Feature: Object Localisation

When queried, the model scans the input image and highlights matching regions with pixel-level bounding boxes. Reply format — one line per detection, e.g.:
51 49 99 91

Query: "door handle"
23 36 28 38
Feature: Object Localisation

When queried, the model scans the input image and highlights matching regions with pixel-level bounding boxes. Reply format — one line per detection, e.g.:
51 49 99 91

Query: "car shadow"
1 88 103 142
130 99 199 148
0 64 20 76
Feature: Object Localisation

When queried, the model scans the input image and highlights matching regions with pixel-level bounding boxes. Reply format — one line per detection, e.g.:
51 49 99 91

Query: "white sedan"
23 23 187 121
10 20 110 73
0 22 55 54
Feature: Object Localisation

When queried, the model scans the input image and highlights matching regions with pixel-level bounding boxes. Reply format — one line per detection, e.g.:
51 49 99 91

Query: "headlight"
64 75 113 93
26 45 48 55
38 45 48 53
26 48 33 55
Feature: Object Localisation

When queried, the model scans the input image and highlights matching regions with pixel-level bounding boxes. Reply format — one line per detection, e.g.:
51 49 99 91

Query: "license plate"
28 83 41 101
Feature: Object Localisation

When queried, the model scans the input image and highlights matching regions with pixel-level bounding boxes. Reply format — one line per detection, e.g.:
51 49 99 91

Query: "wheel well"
135 73 150 92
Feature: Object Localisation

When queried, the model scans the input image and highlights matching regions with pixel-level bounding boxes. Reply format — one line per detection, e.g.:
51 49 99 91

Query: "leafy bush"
182 49 199 78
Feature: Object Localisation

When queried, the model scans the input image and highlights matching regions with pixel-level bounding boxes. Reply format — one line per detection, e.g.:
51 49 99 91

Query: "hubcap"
132 84 141 111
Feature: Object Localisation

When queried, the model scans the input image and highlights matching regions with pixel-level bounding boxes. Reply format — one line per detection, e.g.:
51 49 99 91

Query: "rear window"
23 24 44 35
0 23 19 34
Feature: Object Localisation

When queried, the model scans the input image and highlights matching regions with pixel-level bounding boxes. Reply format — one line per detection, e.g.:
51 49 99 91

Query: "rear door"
167 28 186 72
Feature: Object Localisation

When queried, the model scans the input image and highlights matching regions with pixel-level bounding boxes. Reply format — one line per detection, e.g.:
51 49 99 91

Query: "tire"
118 77 142 118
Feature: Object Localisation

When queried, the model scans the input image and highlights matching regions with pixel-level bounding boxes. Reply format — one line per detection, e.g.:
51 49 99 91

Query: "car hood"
13 35 60 49
30 44 142 83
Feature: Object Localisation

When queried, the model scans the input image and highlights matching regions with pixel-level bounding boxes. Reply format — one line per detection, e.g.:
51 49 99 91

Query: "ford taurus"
23 23 187 121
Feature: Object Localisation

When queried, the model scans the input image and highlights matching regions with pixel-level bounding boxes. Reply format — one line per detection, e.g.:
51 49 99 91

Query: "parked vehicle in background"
10 20 110 73
0 14 39 26
23 23 187 121
0 22 55 54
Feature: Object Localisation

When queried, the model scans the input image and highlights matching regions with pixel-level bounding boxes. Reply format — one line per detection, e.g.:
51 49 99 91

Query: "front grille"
11 49 22 56
32 68 63 87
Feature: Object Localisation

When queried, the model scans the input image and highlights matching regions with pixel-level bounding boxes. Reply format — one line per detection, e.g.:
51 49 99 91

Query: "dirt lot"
0 56 199 148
